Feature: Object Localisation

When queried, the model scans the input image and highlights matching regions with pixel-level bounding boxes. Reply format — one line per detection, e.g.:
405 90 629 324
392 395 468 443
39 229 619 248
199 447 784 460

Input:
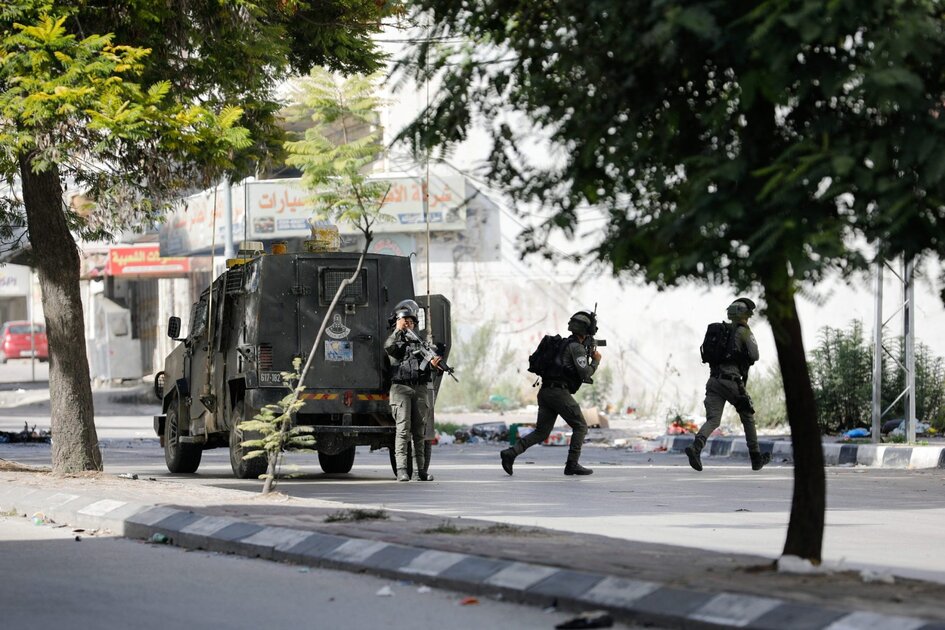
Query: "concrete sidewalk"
1 470 943 630
662 435 945 470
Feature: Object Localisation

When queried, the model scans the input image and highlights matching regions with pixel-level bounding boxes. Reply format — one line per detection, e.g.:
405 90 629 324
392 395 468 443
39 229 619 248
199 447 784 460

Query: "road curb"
2 484 942 630
661 435 945 469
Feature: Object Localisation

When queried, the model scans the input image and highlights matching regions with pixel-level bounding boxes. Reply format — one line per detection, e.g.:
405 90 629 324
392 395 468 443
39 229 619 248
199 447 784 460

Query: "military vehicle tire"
388 444 414 478
318 446 356 474
164 394 202 474
229 400 268 480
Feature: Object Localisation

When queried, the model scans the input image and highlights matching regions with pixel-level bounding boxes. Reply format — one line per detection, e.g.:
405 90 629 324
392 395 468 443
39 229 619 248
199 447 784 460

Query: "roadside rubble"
0 422 51 444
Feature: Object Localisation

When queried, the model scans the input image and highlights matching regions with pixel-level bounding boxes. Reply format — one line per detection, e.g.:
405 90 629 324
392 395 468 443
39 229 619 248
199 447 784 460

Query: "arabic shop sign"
106 244 192 277
0 264 30 297
159 174 468 257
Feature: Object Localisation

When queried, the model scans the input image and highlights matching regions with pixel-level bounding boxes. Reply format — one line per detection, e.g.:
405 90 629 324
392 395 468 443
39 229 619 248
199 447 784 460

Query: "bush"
807 320 945 435
436 321 527 411
809 321 874 434
746 364 787 429
884 337 945 431
576 364 614 410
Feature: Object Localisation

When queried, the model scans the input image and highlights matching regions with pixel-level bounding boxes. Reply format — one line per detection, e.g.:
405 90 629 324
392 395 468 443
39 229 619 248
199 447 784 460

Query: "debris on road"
0 422 51 444
453 421 509 443
149 532 170 544
458 596 479 606
376 586 393 597
555 610 614 629
117 473 139 480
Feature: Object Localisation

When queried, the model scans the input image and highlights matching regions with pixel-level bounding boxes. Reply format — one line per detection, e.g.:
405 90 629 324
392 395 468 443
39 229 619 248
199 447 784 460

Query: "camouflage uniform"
504 335 599 474
385 328 431 478
687 298 769 471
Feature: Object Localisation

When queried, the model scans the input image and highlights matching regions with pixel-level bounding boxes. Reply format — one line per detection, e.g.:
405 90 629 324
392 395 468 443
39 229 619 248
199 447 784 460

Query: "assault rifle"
404 327 459 382
582 304 606 384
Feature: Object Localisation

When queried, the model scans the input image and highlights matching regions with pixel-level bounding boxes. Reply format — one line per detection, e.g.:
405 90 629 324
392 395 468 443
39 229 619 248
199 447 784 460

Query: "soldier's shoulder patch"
576 355 588 368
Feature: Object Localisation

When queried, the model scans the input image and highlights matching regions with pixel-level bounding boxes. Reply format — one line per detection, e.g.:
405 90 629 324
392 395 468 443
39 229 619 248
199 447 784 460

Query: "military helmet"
727 297 756 322
392 299 420 323
567 310 598 336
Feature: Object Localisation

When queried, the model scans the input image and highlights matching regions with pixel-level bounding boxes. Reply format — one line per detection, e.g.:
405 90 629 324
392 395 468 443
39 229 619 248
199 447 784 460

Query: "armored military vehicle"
153 245 451 479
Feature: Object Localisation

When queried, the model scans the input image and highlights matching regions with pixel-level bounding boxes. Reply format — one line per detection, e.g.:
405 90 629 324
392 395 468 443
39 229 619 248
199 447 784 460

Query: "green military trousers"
512 386 588 463
696 377 759 452
389 382 429 472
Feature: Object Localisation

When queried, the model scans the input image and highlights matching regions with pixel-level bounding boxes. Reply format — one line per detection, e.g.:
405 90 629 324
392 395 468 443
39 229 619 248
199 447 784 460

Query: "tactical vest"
390 341 426 384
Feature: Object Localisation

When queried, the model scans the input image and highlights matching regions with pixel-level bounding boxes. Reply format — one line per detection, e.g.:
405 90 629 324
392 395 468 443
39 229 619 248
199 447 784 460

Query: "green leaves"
284 66 390 235
399 0 945 297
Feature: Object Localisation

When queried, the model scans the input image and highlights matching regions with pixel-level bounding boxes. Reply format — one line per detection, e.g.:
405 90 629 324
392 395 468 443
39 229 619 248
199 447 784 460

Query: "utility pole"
903 257 916 443
871 257 918 443
871 261 883 442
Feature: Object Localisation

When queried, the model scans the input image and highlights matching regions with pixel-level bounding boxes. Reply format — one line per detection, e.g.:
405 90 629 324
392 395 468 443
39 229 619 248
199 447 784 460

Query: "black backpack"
700 322 736 365
527 334 568 376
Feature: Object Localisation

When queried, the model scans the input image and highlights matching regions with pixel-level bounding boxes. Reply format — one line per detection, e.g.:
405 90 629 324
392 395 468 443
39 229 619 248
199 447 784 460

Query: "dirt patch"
0 458 51 473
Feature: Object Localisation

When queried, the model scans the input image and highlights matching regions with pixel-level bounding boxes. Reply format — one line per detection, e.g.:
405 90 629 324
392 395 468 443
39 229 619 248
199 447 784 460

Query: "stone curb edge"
2 484 942 630
661 436 945 469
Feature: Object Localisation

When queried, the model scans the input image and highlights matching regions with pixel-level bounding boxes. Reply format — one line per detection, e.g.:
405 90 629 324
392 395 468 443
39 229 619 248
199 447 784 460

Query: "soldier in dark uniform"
385 300 441 482
500 310 601 476
686 297 771 472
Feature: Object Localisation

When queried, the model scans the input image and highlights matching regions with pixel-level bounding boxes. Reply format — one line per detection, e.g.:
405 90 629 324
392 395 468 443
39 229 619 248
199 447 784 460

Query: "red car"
0 320 49 363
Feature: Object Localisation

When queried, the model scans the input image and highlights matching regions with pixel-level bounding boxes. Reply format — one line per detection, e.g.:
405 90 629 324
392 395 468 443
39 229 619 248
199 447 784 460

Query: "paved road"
0 515 645 630
4 434 945 585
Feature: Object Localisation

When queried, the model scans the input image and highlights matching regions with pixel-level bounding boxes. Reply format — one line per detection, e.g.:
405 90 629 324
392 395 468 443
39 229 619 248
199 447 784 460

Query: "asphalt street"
3 434 945 586
3 363 944 587
0 515 647 630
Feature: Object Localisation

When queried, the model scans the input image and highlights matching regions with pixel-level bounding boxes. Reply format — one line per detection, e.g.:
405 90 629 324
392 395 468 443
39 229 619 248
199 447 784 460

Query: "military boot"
500 448 516 476
397 469 410 482
685 436 706 472
750 451 771 471
564 460 593 476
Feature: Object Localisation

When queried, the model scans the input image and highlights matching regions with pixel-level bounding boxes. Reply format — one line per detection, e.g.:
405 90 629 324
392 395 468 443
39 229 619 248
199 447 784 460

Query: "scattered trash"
454 422 508 444
0 422 52 444
842 428 869 439
149 532 170 544
72 528 85 533
735 508 751 512
298 567 310 574
118 473 139 480
666 415 699 435
459 596 479 606
417 585 431 594
556 610 614 629
543 605 557 613
777 555 825 575
74 535 81 542
860 569 895 584
542 430 571 447
31 512 47 525
376 586 393 597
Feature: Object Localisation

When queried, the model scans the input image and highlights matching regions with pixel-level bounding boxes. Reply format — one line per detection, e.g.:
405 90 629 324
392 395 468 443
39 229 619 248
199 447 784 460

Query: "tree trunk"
19 154 102 473
762 264 824 562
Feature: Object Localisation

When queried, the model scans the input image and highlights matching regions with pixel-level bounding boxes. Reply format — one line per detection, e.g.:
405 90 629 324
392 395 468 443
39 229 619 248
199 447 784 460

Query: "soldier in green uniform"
385 300 440 482
500 311 602 476
686 297 771 472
